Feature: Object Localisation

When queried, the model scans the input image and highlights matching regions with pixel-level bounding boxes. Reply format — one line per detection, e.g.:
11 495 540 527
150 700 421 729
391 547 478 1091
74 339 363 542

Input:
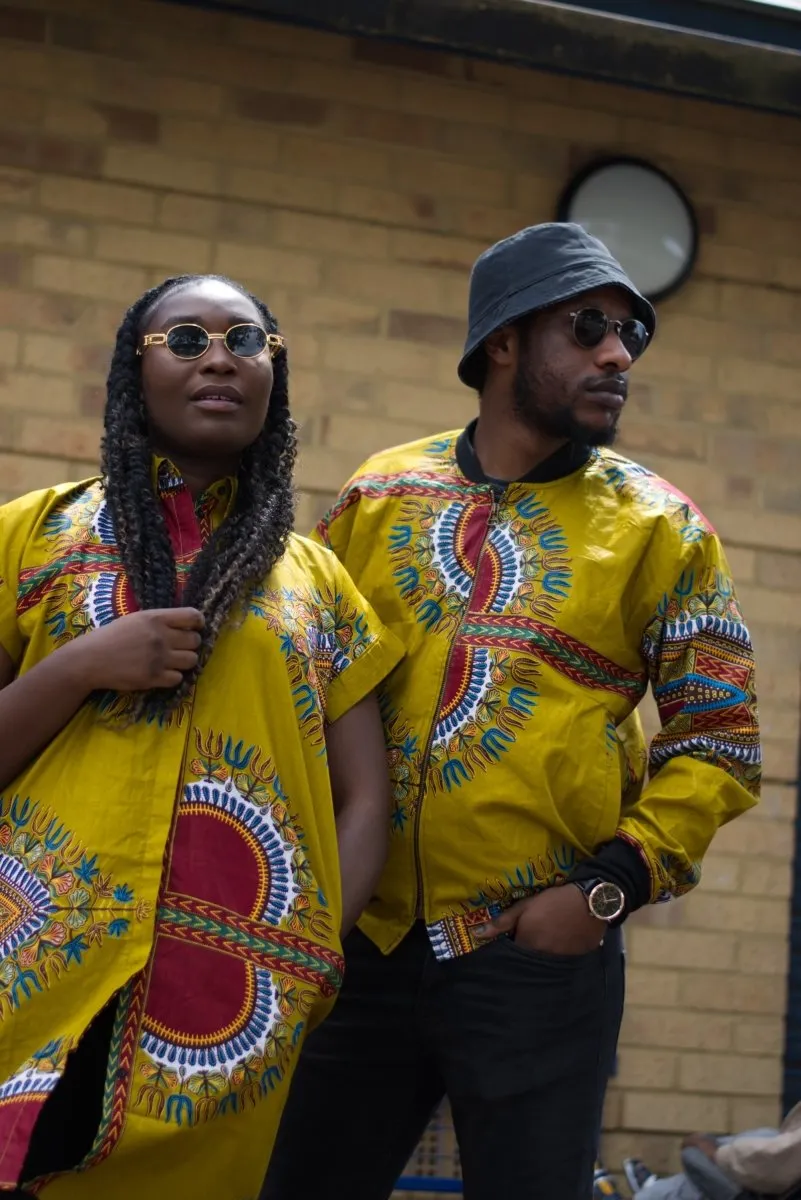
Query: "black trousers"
261 921 624 1200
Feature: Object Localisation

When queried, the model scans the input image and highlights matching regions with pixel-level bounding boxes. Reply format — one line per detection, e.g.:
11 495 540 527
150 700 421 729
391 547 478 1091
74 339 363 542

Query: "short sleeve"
321 555 405 725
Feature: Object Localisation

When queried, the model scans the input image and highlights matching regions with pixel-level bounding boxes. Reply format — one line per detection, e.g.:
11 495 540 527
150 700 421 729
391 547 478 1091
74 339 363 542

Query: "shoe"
593 1161 625 1198
623 1157 658 1193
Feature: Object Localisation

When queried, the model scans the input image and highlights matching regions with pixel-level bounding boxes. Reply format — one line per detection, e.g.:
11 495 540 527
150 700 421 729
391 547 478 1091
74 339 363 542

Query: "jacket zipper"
412 487 501 919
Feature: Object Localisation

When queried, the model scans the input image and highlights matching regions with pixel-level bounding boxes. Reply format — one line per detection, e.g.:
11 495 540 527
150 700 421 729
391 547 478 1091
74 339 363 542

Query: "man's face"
507 287 641 447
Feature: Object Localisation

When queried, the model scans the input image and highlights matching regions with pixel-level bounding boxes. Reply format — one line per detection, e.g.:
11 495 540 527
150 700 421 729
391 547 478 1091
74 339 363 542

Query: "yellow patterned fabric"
314 429 761 955
0 462 402 1196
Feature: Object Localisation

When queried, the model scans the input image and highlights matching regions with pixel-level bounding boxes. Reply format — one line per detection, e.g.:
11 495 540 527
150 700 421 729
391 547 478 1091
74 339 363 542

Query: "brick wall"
2 0 801 1178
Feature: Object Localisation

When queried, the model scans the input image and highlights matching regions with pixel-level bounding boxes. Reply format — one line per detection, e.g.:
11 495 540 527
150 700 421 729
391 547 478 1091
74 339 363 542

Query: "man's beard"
512 360 620 448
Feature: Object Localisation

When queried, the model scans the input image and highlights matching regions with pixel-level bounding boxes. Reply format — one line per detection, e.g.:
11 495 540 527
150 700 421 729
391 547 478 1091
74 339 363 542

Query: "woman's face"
139 279 276 466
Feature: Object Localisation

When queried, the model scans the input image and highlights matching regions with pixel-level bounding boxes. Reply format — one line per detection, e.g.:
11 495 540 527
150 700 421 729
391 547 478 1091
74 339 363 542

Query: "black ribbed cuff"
569 838 652 924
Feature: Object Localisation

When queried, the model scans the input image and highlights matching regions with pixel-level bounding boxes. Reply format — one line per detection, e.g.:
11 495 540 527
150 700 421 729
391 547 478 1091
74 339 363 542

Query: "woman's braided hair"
100 274 296 717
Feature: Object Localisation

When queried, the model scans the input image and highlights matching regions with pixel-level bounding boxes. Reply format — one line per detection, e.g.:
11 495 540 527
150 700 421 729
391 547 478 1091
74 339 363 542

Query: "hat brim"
457 269 656 391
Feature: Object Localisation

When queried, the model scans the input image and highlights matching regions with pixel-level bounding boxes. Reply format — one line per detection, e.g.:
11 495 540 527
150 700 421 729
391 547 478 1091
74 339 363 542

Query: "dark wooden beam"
165 0 801 118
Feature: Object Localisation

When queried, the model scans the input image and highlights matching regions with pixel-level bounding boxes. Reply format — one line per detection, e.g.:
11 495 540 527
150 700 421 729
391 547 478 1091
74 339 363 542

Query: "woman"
0 274 403 1196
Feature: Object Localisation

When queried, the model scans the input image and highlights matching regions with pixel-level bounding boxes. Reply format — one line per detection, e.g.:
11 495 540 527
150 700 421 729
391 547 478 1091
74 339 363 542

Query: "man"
262 223 761 1200
625 1109 801 1198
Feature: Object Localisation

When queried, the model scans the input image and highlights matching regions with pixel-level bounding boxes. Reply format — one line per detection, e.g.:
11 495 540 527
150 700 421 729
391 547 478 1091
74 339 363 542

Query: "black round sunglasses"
569 308 650 362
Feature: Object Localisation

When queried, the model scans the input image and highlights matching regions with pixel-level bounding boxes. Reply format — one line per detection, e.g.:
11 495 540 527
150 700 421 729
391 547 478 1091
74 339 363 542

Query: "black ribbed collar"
455 419 593 486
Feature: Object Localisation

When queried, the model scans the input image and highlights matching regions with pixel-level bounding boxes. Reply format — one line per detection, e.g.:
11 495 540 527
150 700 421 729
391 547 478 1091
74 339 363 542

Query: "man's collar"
455 419 592 485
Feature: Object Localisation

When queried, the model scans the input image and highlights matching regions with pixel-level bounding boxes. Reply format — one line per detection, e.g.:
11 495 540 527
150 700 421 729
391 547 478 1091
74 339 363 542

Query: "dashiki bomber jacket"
313 423 761 958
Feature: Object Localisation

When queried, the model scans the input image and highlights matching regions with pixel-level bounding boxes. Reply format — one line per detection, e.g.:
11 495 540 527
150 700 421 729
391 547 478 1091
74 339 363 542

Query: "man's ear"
484 324 518 368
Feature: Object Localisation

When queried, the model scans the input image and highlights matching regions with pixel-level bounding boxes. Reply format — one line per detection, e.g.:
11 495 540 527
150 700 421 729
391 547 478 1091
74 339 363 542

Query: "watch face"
589 882 624 921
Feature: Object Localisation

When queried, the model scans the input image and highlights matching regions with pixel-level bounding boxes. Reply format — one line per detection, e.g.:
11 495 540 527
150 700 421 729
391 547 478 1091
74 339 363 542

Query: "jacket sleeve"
619 531 760 901
571 529 760 911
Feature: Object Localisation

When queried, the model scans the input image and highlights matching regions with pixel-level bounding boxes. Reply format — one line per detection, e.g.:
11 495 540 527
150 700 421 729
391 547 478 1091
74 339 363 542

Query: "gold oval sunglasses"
137 323 285 361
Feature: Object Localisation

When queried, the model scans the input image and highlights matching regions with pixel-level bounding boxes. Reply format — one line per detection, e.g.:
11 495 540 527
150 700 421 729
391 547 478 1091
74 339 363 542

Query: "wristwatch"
571 878 625 923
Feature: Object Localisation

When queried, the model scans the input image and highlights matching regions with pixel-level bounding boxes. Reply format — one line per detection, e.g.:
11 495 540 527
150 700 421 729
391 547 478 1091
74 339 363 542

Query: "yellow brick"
714 507 801 555
719 282 792 327
724 546 755 582
322 412 434 461
275 211 389 260
0 168 37 207
0 332 19 368
389 229 481 272
679 1052 781 1096
616 1048 678 1090
754 784 796 823
625 966 681 1008
285 295 381 335
284 331 319 370
626 928 737 972
616 421 707 463
294 489 333 535
517 101 619 144
159 117 279 168
680 893 788 937
0 371 76 417
0 46 49 90
337 183 444 231
622 1090 728 1134
736 936 789 977
32 255 147 303
321 334 442 386
0 451 71 497
399 76 508 127
730 1097 783 1130
640 346 714 386
0 212 89 257
512 171 559 214
621 1007 732 1053
678 970 785 1016
278 133 391 188
767 403 801 438
762 736 800 784
42 96 106 140
371 381 472 431
38 176 157 226
285 60 399 110
223 166 335 210
103 146 219 196
602 1131 678 1175
213 243 319 290
157 193 221 236
15 415 101 462
734 1017 784 1056
295 444 363 494
146 75 226 118
702 239 771 284
736 585 801 628
321 259 463 316
95 224 212 272
659 312 763 358
22 334 74 375
394 152 508 206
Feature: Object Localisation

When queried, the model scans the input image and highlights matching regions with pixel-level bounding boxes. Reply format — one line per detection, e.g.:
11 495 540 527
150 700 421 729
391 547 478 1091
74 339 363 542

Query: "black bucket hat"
457 222 657 390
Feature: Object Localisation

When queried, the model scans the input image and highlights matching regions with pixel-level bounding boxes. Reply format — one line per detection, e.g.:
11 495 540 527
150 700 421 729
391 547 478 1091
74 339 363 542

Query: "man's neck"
472 412 568 483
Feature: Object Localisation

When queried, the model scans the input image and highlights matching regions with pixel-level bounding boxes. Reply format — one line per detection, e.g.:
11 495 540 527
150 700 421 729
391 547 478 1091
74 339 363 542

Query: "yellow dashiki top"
314 425 761 958
0 461 402 1197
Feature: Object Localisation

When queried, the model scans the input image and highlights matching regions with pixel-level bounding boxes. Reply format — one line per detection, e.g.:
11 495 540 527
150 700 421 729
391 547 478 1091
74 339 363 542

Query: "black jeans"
261 921 624 1200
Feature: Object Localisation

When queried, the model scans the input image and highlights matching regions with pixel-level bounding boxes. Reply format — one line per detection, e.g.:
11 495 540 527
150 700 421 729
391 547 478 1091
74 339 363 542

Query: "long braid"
101 274 296 718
